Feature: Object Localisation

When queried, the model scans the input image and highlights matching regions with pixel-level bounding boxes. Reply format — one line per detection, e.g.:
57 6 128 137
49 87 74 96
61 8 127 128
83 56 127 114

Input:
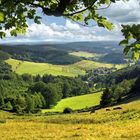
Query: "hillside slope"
0 45 82 65
0 97 139 140
42 92 102 113
6 59 125 77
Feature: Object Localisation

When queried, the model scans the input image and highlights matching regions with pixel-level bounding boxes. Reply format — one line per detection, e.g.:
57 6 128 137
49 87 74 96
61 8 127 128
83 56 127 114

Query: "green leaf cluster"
0 0 115 38
120 24 140 60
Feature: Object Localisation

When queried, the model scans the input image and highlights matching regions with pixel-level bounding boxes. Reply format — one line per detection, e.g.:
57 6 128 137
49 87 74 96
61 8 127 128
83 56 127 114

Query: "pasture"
42 92 102 113
73 60 125 71
0 98 140 140
6 59 85 77
6 59 125 77
69 51 98 58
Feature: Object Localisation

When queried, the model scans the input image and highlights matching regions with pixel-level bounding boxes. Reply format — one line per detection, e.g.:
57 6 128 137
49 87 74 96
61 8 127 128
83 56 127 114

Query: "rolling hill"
0 41 126 65
42 92 102 113
6 59 125 77
99 52 128 64
69 51 98 58
6 59 85 77
0 96 139 140
0 44 82 65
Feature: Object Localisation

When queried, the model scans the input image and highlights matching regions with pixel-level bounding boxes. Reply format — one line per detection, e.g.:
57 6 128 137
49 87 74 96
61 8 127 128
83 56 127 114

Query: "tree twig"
63 0 97 16
96 2 111 10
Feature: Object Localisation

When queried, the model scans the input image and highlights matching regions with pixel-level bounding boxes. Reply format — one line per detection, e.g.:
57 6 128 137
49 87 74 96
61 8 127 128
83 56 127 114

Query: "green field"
6 59 125 77
42 92 102 113
6 59 85 77
73 60 125 71
0 97 140 140
69 51 98 58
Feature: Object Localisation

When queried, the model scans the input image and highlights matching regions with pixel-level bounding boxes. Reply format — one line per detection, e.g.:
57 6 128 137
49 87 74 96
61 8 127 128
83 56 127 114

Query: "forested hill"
55 41 123 54
0 41 125 65
0 58 89 114
99 63 140 107
99 52 127 64
0 45 82 65
80 62 140 107
0 50 10 60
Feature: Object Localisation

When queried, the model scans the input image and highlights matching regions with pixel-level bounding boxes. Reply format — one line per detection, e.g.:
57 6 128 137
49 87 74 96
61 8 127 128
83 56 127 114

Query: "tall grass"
0 99 140 140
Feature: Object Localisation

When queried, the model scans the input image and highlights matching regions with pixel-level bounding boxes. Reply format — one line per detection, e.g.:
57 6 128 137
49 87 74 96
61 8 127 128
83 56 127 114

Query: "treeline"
100 79 137 107
80 63 140 107
0 50 10 60
0 45 82 65
99 52 127 64
81 67 117 92
106 64 140 85
82 64 140 91
100 64 140 107
0 80 46 114
0 60 89 114
100 77 140 107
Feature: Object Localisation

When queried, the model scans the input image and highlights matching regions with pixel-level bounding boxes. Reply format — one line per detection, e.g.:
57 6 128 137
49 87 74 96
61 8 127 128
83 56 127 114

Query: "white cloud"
22 20 121 42
65 20 80 30
0 20 122 43
0 0 139 43
99 0 140 23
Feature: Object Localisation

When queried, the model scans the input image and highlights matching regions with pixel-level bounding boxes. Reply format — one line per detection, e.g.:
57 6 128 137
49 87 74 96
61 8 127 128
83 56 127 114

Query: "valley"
0 41 140 140
6 58 125 77
0 1 139 139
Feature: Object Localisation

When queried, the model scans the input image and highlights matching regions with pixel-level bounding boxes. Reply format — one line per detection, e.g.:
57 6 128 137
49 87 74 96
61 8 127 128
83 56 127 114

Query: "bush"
0 119 6 124
3 102 13 111
63 107 73 114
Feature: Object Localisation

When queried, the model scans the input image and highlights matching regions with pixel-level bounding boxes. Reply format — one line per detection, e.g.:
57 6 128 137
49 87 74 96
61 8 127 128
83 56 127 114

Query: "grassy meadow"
72 60 125 71
0 98 140 140
69 51 98 58
42 92 102 113
6 59 86 77
6 59 125 77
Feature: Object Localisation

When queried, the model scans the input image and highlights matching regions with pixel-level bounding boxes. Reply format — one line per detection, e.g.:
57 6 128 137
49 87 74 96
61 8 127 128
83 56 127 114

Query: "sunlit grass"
6 59 85 77
6 59 125 77
69 51 98 58
73 60 125 71
42 92 102 113
0 98 140 140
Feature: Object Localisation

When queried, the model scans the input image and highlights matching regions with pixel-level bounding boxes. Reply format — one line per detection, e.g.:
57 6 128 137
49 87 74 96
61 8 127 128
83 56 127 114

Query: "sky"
0 0 140 43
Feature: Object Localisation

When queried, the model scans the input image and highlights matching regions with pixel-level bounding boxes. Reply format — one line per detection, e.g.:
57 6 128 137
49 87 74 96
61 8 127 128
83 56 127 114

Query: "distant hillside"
99 52 127 64
0 50 10 60
55 41 123 54
0 45 82 65
0 41 124 64
6 59 125 77
106 63 140 84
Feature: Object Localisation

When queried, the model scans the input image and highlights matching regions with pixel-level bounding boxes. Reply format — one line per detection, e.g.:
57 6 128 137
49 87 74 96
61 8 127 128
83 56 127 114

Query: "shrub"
0 119 6 124
63 107 73 114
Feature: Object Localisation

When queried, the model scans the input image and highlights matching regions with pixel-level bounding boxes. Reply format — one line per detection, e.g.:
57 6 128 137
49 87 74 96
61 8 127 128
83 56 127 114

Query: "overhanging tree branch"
25 0 98 17
63 0 97 16
96 2 111 10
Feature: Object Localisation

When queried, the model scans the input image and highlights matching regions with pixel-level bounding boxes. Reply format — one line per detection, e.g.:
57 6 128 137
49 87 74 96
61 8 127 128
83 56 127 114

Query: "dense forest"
80 63 140 107
99 65 140 107
0 42 130 65
0 56 89 114
99 52 127 64
1 56 140 114
0 44 140 114
0 45 82 65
